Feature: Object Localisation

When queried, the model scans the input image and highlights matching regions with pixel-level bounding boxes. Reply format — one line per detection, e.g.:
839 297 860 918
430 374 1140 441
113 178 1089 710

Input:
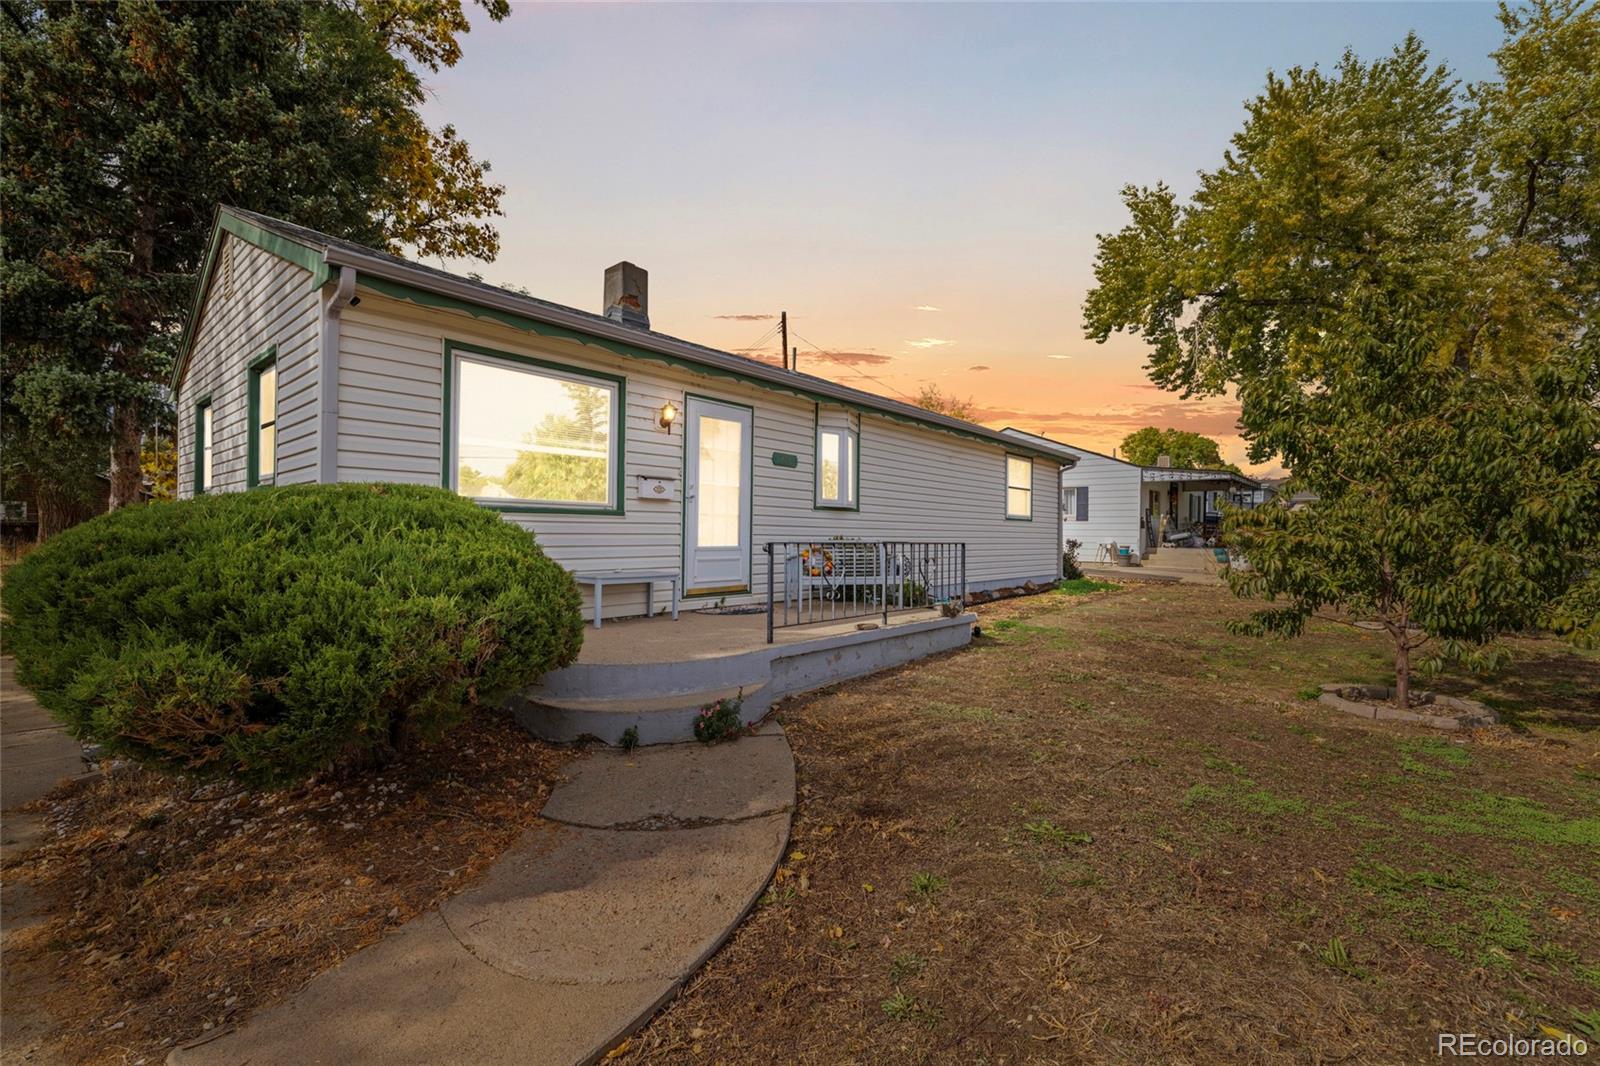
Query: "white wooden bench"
571 570 680 629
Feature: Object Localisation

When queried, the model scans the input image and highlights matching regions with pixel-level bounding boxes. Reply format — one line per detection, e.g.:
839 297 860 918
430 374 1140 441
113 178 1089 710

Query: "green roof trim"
355 273 1064 465
170 208 330 393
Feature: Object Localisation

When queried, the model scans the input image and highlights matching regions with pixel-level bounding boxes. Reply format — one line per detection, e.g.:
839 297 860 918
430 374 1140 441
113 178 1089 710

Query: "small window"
816 426 856 508
451 347 621 510
1062 486 1076 520
194 400 214 494
249 351 277 487
1006 455 1033 519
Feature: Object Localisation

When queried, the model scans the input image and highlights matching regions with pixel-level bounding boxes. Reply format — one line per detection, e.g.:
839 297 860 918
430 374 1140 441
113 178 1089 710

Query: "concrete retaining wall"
509 614 975 746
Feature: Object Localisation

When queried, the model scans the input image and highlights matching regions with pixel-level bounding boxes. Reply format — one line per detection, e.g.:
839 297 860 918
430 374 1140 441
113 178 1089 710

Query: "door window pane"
697 414 743 547
455 356 616 506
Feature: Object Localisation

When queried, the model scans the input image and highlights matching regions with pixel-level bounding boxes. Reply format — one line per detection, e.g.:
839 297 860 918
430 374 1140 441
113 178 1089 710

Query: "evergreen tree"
1 0 508 534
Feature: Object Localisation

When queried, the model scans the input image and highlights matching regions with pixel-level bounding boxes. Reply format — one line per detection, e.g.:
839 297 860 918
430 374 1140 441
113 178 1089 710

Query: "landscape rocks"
1317 684 1499 731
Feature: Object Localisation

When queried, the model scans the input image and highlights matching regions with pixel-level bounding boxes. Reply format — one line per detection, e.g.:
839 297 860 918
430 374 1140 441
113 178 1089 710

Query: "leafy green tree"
1083 3 1600 707
1 0 508 534
1118 427 1240 472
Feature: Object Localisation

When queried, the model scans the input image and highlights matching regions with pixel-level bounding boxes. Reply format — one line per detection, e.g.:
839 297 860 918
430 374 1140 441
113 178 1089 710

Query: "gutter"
317 266 358 482
316 245 1063 463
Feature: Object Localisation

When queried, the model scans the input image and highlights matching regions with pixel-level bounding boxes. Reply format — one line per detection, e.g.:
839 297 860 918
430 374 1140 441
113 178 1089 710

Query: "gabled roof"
173 206 1069 462
996 428 1259 488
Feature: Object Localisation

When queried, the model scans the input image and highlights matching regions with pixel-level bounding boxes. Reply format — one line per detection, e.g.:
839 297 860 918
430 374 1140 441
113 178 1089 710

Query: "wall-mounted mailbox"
636 476 674 501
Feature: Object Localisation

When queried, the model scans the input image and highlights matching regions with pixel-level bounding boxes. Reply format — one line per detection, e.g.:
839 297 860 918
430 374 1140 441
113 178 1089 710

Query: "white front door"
684 397 752 594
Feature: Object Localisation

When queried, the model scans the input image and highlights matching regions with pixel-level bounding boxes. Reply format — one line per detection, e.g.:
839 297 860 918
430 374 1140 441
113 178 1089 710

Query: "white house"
999 429 1260 564
172 207 1073 623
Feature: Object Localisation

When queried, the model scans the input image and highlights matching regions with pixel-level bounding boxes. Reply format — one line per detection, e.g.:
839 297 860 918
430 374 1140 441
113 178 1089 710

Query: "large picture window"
816 426 856 508
1006 455 1033 519
450 345 622 512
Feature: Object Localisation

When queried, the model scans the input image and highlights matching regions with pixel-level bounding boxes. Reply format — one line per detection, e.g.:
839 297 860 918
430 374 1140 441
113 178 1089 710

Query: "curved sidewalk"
171 725 794 1066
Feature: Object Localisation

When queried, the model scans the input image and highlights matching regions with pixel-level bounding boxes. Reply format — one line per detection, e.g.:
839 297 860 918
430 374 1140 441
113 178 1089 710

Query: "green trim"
770 452 798 469
441 339 627 516
171 208 332 394
247 346 277 489
812 405 861 512
680 392 755 598
355 274 1063 464
1004 453 1035 521
192 395 213 496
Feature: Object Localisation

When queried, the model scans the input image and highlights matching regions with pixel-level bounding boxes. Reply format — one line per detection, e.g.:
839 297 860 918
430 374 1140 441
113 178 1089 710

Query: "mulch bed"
1 710 574 1065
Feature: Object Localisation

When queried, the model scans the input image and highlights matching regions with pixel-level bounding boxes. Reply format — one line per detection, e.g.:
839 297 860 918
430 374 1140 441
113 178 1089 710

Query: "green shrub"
1063 538 1084 580
693 695 745 743
2 484 583 785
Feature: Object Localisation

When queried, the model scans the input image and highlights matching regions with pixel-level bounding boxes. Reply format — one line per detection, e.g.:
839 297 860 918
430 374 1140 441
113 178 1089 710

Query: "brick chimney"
603 262 649 330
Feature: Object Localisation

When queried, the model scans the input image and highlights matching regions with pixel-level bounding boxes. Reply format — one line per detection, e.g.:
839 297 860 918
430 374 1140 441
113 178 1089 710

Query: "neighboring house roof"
1000 429 1260 489
173 206 1068 463
996 427 1080 467
1139 467 1261 489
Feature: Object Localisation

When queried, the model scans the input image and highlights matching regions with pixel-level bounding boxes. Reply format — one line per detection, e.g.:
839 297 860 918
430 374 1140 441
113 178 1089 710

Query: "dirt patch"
617 583 1599 1064
1 710 575 1066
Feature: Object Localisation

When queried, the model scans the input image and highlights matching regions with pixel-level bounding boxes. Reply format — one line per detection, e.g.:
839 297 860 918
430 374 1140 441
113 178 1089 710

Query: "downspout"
318 266 358 483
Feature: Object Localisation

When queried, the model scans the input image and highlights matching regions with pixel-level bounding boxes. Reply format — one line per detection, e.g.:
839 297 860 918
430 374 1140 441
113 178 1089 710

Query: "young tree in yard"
1083 2 1600 707
1 0 508 533
1118 427 1240 472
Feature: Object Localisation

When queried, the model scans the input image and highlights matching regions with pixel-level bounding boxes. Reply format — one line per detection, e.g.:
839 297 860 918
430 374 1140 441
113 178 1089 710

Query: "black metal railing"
764 540 967 642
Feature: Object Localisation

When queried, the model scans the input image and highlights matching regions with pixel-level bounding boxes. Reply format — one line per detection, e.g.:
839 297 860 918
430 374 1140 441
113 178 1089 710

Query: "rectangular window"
1006 455 1033 519
451 347 621 511
1061 485 1077 520
194 399 213 494
816 426 856 508
249 352 277 487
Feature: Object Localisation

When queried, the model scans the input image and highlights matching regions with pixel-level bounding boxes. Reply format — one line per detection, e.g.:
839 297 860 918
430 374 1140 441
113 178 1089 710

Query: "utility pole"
779 311 788 370
792 346 798 373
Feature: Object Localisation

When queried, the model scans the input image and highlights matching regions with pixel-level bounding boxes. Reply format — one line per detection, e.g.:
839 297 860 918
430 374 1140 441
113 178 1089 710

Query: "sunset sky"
422 3 1504 475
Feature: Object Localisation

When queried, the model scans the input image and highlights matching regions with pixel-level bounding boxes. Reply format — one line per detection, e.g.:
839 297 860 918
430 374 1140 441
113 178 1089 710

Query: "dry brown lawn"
1 712 572 1066
621 581 1600 1065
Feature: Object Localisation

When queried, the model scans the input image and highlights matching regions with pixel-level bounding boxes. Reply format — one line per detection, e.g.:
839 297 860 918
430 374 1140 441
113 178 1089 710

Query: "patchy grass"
2 712 573 1065
621 582 1600 1064
1056 577 1119 596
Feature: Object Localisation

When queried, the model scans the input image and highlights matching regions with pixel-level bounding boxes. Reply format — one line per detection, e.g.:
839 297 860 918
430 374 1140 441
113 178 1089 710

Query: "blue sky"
422 3 1506 471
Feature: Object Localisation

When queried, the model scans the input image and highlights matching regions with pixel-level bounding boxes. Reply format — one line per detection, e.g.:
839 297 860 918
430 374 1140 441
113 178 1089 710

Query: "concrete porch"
506 607 976 745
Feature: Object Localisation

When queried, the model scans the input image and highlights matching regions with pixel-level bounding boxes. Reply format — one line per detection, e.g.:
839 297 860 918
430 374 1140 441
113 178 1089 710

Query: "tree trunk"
108 400 144 509
1394 639 1411 710
34 482 95 541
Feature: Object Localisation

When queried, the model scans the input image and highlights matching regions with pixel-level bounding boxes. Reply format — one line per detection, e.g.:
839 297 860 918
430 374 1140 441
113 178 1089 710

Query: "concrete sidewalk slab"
539 734 794 827
1 656 85 811
171 733 794 1066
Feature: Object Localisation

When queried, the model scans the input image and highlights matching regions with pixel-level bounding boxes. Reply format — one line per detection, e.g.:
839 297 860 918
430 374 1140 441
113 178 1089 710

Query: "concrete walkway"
170 726 794 1066
1 656 85 812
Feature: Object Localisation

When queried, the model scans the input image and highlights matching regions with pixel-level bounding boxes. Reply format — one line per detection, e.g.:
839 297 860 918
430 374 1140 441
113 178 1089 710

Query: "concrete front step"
510 613 976 746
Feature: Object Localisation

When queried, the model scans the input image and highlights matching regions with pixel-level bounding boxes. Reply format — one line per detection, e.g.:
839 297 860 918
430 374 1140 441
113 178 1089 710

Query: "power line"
788 327 918 403
733 320 781 359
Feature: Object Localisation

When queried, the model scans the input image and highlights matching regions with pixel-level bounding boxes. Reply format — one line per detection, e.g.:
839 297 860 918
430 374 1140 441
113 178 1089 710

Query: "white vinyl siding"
1056 449 1143 561
175 236 320 497
333 291 1062 618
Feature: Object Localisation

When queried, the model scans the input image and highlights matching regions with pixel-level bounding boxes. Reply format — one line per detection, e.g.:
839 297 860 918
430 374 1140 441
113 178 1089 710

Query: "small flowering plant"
693 696 745 744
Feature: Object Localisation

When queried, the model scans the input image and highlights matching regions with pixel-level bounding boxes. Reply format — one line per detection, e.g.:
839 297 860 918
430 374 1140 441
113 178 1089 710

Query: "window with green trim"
452 350 619 509
816 426 856 508
1006 455 1033 518
249 355 277 486
194 400 214 494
